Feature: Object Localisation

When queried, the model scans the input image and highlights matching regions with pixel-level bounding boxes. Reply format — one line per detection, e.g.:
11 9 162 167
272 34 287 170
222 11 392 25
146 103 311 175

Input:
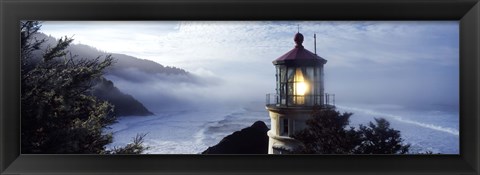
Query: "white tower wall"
266 107 315 154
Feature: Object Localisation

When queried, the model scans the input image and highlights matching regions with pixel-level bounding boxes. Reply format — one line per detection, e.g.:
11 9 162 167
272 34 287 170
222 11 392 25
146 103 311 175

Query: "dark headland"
202 121 269 154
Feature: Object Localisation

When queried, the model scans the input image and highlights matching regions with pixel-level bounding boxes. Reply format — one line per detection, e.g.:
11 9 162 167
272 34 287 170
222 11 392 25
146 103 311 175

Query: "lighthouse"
265 32 334 154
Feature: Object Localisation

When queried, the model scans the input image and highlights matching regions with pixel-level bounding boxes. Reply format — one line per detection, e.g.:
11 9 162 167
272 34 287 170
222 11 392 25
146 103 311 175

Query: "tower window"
280 118 289 136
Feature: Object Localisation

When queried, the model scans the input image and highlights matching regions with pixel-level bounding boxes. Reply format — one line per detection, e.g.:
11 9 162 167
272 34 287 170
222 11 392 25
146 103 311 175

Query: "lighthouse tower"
265 32 333 154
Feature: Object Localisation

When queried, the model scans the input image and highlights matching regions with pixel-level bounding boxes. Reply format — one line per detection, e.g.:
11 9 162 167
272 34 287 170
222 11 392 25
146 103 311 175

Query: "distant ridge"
34 33 193 81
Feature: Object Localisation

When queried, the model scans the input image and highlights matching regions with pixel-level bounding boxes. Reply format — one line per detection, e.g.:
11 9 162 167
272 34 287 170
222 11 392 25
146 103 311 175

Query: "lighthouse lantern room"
266 32 334 154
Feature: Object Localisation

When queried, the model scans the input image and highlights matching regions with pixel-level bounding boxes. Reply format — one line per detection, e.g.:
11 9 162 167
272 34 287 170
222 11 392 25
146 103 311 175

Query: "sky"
39 21 459 110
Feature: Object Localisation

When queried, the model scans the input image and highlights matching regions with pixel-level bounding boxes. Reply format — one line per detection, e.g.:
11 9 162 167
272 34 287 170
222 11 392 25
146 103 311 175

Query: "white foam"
105 106 266 154
106 103 458 154
337 105 459 136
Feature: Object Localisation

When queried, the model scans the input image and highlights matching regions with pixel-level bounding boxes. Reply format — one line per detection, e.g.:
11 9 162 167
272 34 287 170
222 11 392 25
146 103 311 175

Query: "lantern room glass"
275 65 323 106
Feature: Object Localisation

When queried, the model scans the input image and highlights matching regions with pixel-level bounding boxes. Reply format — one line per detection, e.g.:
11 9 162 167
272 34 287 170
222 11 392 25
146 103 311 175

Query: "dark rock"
202 121 269 154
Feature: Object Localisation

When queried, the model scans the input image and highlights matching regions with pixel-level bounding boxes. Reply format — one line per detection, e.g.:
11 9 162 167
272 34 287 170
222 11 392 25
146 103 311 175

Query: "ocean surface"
105 101 459 154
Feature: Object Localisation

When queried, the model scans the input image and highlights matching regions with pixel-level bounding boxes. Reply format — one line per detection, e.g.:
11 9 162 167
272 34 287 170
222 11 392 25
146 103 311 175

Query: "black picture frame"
1 0 479 174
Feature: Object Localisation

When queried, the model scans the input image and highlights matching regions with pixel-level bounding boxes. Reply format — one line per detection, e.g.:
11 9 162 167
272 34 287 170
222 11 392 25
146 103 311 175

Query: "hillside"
92 77 154 116
29 33 197 116
33 33 192 81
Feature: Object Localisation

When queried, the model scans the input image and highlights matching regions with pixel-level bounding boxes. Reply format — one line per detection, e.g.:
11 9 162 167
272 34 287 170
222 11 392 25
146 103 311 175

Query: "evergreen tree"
105 133 149 154
292 107 410 154
354 118 410 154
292 107 360 154
21 21 146 154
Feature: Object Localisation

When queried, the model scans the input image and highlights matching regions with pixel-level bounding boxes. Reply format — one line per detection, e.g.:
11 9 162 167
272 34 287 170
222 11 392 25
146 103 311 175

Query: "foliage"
292 108 359 154
354 118 410 154
104 133 149 154
292 107 410 154
20 21 147 154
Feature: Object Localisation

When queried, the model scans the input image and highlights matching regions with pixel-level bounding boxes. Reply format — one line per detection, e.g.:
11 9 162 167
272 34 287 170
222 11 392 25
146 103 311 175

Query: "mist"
40 21 459 113
104 68 274 113
35 21 460 154
326 61 459 110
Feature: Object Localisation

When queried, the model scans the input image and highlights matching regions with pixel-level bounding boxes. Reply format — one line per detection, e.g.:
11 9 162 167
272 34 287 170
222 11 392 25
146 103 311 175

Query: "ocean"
105 101 459 154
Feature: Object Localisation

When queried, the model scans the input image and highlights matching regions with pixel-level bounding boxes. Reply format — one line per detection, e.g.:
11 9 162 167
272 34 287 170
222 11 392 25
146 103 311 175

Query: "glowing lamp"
294 68 308 96
271 32 327 106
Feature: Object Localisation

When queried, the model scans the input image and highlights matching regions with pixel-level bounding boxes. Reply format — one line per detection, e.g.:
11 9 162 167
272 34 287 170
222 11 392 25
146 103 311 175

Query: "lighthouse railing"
266 93 335 107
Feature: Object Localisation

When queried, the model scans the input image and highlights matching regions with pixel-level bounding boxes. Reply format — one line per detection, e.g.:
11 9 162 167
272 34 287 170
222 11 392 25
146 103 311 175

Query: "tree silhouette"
292 107 410 154
21 21 147 154
354 118 410 154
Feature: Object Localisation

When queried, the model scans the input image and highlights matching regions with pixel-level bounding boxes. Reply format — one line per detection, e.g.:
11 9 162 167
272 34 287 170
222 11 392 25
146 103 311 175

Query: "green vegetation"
21 21 147 154
292 107 410 154
104 133 149 154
